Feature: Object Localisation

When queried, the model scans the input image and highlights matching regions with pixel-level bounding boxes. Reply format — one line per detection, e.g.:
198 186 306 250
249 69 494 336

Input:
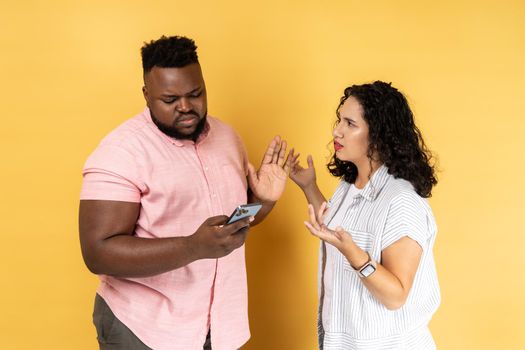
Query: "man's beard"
151 111 208 141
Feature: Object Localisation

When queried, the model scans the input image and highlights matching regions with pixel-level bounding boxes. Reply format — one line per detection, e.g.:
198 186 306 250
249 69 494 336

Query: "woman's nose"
333 123 343 138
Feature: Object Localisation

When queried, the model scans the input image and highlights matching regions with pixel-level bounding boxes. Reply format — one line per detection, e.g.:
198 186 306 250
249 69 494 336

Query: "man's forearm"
248 190 276 226
84 235 198 278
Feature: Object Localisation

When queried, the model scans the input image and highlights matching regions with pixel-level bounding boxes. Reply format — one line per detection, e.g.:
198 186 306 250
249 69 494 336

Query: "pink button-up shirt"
80 108 250 350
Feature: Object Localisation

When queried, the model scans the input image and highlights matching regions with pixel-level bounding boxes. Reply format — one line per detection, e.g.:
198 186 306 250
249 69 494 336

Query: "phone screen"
226 203 262 224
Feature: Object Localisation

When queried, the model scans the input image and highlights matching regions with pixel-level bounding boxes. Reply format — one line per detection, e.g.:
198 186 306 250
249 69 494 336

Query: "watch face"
360 264 376 277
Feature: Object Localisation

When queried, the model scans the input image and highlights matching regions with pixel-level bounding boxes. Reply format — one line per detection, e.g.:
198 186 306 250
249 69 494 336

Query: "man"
79 35 293 350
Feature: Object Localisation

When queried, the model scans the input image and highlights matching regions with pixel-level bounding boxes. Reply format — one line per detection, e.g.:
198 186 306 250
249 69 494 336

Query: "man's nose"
176 98 191 112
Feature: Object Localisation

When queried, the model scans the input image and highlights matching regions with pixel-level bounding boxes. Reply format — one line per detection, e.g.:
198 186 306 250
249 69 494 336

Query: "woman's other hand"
303 202 352 252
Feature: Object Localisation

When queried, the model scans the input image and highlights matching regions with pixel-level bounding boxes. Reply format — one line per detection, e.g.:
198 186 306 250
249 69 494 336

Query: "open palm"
248 136 295 202
303 202 353 252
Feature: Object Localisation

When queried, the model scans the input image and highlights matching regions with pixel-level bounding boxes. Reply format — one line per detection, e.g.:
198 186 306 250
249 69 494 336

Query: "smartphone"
226 203 262 224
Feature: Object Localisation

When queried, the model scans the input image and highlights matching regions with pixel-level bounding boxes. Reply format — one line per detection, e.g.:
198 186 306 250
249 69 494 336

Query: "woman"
290 81 440 349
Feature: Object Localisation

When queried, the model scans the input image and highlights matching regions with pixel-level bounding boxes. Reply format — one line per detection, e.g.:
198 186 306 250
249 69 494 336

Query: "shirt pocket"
341 228 374 271
220 164 248 211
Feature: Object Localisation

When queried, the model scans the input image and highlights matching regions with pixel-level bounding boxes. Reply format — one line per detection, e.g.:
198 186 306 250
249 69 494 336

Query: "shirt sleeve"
80 144 146 203
381 191 433 251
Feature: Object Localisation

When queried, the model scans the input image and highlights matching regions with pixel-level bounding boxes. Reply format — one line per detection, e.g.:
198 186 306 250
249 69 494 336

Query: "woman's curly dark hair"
327 81 437 198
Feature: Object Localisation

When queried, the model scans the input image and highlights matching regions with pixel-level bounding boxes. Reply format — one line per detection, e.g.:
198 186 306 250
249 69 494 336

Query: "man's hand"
247 135 295 202
190 215 253 259
79 200 253 278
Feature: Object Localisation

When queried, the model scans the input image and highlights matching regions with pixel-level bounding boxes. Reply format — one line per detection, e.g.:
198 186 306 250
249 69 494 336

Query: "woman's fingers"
304 221 334 243
333 227 343 240
307 204 321 231
304 221 317 235
307 155 314 169
283 147 294 174
334 226 351 242
305 204 349 246
317 201 328 222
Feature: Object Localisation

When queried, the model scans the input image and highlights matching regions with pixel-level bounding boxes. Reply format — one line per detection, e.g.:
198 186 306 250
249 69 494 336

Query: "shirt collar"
143 107 211 147
358 165 390 202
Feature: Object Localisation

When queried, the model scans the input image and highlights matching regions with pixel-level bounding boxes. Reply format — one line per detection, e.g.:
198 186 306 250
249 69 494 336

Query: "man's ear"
142 86 149 105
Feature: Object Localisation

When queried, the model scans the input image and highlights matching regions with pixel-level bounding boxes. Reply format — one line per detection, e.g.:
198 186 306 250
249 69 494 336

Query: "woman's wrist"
301 182 319 196
342 243 370 270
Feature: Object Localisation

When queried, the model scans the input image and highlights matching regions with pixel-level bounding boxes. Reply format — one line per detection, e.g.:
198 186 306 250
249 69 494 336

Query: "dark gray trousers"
93 294 211 350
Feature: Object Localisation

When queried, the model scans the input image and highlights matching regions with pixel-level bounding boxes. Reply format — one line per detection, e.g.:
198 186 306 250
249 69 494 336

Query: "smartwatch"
357 253 377 278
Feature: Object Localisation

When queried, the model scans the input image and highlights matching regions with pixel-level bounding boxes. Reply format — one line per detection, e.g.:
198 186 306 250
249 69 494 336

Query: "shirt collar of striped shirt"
359 165 390 202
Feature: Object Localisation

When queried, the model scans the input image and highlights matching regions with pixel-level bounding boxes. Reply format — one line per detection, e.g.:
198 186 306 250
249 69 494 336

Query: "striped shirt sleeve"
381 191 432 251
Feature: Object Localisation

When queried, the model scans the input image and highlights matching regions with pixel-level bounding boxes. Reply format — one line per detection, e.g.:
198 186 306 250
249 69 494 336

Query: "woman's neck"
354 160 382 189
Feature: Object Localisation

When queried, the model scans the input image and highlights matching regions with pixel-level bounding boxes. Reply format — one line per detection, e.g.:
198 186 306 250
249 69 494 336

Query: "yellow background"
1 1 524 349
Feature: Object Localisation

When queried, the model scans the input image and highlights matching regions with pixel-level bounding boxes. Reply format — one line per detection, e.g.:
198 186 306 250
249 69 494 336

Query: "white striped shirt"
318 165 440 349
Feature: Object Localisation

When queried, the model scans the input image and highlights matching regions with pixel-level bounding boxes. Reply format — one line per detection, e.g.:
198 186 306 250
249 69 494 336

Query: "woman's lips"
334 141 343 151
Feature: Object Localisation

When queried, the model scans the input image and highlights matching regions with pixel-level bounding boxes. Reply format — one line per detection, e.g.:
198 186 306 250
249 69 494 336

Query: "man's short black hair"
141 35 199 74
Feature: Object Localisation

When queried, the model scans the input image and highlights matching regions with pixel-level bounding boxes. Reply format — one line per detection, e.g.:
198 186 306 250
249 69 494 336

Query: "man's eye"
163 99 176 104
190 92 201 98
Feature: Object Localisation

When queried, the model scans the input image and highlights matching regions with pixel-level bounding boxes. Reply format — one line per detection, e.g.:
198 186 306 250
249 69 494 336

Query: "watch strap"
356 252 377 278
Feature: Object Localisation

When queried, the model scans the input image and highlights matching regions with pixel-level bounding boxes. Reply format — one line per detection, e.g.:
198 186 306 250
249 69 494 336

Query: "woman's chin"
335 153 350 162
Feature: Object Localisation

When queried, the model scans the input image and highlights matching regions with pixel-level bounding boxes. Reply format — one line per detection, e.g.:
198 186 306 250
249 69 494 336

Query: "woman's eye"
345 119 355 127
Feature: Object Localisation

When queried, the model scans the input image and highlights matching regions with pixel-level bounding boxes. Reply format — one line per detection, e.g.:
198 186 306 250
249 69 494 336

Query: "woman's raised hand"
289 154 317 190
